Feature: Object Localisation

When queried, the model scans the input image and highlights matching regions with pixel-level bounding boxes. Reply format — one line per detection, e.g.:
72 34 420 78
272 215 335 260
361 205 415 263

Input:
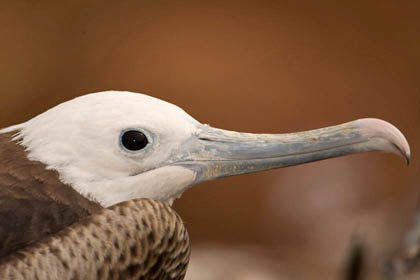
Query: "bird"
0 91 410 279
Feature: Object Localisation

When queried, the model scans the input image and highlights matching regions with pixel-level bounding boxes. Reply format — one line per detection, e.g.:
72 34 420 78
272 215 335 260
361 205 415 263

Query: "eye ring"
120 129 149 152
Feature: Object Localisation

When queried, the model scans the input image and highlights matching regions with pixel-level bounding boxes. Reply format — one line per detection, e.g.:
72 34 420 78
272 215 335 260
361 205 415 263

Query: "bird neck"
0 130 102 213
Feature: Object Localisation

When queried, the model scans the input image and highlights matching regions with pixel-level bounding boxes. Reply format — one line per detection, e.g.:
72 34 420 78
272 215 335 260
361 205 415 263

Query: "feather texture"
0 199 190 280
0 131 102 258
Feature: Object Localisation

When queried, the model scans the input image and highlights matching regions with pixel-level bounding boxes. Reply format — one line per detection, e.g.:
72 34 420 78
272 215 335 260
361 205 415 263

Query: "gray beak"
177 118 410 183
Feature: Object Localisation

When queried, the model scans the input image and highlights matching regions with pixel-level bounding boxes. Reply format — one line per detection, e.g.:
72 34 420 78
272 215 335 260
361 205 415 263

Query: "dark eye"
120 130 148 151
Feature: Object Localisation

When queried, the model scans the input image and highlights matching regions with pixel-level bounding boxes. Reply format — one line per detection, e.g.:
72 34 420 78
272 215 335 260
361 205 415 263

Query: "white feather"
1 91 200 206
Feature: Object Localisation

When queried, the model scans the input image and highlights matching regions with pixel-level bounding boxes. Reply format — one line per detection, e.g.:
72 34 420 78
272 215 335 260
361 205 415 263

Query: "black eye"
121 130 148 151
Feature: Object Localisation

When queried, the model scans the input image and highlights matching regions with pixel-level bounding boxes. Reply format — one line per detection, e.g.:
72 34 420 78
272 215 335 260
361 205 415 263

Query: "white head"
1 91 409 207
4 91 201 206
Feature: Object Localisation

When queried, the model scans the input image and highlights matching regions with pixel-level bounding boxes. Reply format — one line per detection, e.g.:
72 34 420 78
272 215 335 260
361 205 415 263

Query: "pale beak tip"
357 118 411 165
402 144 411 165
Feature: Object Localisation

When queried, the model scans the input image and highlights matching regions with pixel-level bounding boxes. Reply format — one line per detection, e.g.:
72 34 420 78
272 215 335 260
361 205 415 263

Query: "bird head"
2 91 410 207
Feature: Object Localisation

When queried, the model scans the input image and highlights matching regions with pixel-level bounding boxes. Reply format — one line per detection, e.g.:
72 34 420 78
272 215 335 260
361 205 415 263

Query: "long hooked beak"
178 118 410 183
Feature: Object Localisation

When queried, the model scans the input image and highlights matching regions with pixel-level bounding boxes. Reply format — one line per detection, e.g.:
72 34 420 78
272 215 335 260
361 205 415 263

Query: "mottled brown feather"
0 131 102 258
0 199 190 280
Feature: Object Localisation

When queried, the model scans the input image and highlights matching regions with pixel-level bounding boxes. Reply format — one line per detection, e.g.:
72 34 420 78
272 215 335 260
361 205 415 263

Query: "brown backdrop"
1 1 419 279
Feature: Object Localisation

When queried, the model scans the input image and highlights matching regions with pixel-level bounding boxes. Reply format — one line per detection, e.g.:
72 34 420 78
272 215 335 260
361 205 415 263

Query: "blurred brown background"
0 1 419 279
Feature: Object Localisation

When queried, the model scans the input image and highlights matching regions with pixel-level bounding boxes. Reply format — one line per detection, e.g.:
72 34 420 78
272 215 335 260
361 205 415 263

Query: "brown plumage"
0 131 190 280
0 131 102 258
0 199 190 280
